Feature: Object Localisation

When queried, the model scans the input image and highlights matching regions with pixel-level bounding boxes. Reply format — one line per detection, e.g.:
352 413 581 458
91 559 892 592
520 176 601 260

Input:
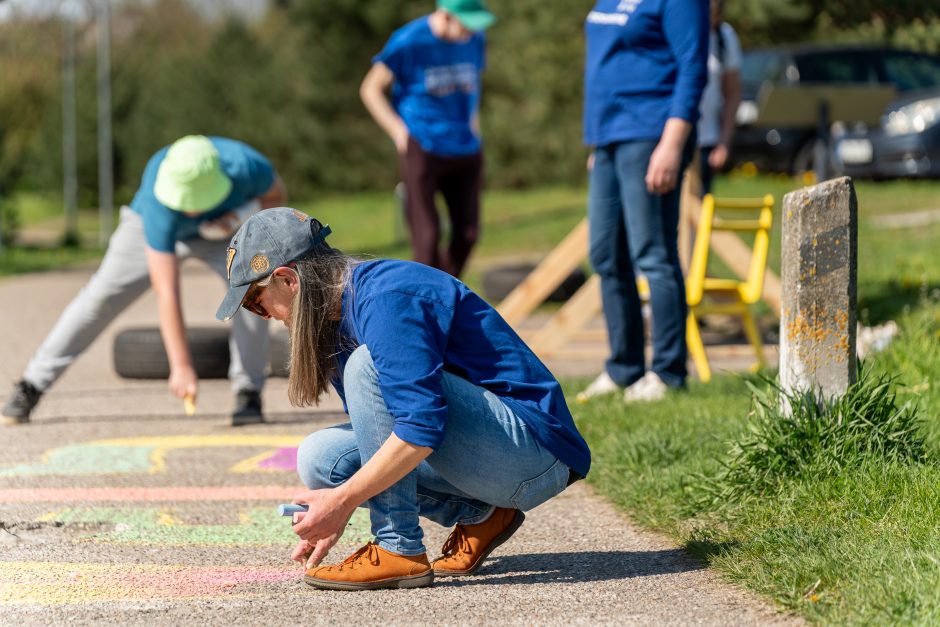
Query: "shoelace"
439 525 473 560
336 542 381 571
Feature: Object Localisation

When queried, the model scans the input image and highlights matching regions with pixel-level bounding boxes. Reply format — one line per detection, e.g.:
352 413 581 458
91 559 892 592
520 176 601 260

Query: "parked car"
732 44 940 179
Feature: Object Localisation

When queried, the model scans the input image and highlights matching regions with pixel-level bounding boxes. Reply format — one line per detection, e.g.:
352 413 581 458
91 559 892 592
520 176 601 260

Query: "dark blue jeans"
587 139 693 388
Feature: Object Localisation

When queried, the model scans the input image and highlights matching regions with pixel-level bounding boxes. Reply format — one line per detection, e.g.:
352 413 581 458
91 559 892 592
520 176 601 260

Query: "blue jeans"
588 139 693 388
296 346 571 556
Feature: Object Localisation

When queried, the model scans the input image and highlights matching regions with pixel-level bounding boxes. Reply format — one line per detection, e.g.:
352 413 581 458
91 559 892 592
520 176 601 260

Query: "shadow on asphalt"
439 550 703 586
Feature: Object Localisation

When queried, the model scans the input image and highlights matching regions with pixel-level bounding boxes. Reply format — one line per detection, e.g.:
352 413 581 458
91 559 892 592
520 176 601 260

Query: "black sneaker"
2 380 42 426
232 389 264 426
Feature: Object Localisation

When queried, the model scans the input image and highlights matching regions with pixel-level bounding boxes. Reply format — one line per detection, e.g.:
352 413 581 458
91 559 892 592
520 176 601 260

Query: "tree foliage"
725 0 940 50
1 0 939 206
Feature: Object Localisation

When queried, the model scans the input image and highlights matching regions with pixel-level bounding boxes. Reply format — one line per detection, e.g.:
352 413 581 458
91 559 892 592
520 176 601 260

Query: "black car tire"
482 264 587 303
113 327 230 379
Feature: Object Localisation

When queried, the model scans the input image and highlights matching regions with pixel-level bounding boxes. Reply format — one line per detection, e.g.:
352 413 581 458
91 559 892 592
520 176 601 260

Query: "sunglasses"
242 282 269 318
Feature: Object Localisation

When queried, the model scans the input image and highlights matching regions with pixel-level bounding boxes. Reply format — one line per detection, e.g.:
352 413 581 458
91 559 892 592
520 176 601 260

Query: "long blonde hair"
285 246 357 406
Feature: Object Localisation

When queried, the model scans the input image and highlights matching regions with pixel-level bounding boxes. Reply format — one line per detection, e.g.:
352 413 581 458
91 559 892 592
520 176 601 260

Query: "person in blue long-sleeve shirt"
216 207 590 591
578 0 709 404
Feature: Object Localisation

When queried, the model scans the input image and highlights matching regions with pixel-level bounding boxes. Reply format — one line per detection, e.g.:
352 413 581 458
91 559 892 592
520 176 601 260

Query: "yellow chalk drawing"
1 434 303 477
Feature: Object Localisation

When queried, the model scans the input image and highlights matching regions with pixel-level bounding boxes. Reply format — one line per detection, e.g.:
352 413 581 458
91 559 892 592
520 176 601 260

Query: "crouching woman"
216 207 591 590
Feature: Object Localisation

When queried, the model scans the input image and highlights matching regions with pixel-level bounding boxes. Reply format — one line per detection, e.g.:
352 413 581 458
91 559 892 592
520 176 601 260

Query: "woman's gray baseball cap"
216 207 332 321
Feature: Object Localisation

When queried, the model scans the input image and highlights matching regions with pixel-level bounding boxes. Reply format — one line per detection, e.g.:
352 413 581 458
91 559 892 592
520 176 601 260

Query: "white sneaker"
856 321 899 359
576 372 622 403
623 372 669 403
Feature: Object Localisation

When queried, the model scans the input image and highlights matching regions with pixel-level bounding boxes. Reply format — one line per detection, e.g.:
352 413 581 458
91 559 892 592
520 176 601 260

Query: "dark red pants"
399 136 483 278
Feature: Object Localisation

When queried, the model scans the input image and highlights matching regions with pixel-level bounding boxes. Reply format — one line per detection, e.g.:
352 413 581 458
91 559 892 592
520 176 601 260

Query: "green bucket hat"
154 135 233 213
437 0 495 32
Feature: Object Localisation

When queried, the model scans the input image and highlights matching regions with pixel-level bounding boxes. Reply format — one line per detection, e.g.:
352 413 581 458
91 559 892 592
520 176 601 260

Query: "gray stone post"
779 176 858 403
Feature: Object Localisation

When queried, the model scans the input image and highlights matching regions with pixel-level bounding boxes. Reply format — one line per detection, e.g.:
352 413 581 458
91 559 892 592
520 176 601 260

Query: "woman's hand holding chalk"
278 503 309 517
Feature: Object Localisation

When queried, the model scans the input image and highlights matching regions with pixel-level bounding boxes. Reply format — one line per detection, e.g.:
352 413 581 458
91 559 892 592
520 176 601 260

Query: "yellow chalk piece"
183 396 196 416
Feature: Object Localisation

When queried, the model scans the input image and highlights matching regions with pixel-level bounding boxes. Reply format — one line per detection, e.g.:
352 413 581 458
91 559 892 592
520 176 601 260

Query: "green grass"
0 246 104 276
573 300 940 624
0 192 109 276
568 173 940 622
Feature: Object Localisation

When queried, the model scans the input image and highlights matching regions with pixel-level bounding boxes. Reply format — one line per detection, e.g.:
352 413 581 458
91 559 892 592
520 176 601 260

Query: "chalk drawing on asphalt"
230 446 298 473
0 435 303 477
0 507 373 605
32 507 372 547
0 485 298 504
0 562 299 605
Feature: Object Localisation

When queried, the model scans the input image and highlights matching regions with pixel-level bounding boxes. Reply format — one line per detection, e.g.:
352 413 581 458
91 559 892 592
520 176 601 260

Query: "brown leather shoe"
304 542 433 591
433 507 525 577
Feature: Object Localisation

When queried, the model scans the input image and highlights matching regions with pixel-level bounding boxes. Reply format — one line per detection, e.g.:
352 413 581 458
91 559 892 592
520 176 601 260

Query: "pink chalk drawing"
259 447 298 471
229 446 300 474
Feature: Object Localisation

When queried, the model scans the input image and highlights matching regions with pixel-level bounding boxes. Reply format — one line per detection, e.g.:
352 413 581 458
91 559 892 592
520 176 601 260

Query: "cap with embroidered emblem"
216 207 332 321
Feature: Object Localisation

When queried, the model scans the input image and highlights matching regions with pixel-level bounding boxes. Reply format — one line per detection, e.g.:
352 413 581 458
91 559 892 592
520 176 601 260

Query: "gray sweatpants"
23 207 269 393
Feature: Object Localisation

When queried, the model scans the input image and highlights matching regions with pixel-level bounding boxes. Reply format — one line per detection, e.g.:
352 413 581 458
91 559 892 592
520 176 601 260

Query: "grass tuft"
698 367 927 506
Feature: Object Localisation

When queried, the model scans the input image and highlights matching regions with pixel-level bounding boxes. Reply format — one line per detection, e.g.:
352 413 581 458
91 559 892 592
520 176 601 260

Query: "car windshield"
882 52 940 91
741 50 789 88
796 51 879 84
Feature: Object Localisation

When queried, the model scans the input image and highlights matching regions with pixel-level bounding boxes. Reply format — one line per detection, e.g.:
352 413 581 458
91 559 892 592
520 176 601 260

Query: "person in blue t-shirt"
1 135 286 427
578 0 709 404
215 207 590 591
360 0 494 279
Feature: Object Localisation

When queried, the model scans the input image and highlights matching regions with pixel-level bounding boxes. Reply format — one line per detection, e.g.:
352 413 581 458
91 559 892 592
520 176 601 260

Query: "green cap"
437 0 495 32
153 135 233 213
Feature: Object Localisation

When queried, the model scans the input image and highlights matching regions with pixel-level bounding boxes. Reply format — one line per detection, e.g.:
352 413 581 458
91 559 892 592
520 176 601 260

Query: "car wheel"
113 327 230 379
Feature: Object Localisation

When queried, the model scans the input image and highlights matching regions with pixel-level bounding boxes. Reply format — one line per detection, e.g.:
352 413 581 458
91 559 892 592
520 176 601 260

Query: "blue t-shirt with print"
583 0 708 146
331 259 591 478
374 16 485 157
130 137 275 253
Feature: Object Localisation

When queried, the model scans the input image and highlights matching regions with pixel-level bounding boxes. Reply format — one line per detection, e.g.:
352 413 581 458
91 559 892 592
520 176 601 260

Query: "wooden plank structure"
496 168 783 376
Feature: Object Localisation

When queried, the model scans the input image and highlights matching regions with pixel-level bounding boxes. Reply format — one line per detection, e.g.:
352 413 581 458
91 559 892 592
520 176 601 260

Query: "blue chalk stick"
278 503 309 517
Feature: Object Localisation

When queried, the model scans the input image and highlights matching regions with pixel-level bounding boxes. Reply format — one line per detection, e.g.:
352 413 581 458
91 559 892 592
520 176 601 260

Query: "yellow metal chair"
685 193 775 382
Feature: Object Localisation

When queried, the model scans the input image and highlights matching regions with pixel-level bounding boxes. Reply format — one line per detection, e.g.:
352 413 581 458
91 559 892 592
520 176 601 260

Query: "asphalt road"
0 262 798 625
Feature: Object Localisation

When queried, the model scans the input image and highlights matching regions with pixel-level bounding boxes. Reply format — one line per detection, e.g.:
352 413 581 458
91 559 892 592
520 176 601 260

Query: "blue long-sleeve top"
331 259 591 478
583 0 709 146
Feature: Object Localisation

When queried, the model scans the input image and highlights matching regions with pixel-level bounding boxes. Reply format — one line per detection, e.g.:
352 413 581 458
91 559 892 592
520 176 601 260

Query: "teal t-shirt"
130 137 275 253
